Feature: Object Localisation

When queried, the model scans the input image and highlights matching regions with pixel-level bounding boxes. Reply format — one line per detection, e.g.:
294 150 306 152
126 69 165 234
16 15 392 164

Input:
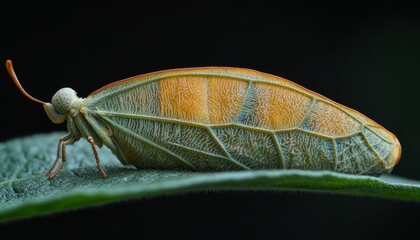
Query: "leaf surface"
0 132 418 222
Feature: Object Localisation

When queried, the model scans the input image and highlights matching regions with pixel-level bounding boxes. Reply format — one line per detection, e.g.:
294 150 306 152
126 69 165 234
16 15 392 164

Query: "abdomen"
87 67 401 176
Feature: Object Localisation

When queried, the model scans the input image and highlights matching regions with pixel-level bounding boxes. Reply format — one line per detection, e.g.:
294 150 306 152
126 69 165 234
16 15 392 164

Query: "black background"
1 2 420 240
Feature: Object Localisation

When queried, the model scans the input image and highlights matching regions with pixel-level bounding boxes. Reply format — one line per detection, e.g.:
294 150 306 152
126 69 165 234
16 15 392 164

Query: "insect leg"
48 137 75 180
87 136 107 178
45 134 72 177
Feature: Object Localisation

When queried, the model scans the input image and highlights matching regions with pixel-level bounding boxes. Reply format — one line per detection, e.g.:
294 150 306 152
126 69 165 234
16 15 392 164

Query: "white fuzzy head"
51 87 77 114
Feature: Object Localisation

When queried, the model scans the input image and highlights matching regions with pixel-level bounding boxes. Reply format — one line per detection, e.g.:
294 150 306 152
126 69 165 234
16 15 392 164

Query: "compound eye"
51 88 76 114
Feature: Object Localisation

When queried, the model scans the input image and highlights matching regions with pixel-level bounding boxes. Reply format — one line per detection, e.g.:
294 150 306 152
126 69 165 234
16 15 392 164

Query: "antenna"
6 60 46 105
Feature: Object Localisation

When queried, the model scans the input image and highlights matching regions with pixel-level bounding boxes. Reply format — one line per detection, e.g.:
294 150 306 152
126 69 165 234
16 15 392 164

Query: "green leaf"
0 132 419 222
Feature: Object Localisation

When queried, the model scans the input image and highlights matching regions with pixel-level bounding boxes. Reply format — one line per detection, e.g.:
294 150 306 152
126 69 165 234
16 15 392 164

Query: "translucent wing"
81 67 399 175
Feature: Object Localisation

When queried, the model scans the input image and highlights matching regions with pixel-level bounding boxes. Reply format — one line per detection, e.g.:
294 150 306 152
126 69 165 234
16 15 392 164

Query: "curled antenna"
6 60 46 105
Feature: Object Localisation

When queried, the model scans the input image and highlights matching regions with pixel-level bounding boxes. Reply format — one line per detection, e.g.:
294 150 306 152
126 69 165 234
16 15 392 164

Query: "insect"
6 60 401 179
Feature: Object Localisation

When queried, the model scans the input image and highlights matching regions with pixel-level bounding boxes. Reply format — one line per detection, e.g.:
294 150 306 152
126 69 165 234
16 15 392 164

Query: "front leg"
45 134 72 176
47 135 75 180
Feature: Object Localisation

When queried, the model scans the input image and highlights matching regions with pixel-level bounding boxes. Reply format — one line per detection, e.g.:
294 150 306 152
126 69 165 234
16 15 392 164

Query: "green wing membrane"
81 68 394 175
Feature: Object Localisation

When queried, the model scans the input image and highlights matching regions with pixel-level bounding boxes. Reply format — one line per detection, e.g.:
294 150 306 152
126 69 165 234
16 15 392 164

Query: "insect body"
6 60 401 179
